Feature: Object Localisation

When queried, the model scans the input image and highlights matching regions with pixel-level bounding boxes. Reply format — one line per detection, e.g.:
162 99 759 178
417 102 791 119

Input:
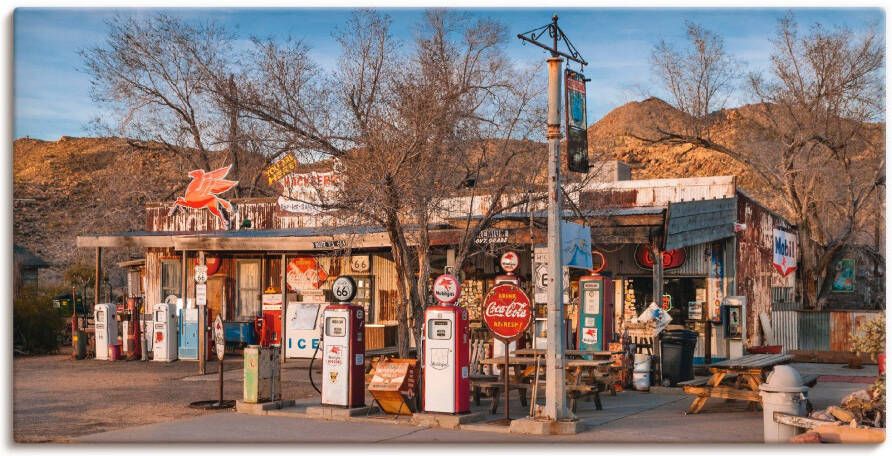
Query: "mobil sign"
773 229 798 277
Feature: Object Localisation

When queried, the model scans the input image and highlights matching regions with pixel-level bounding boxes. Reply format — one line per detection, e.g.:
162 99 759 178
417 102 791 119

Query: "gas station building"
76 163 797 362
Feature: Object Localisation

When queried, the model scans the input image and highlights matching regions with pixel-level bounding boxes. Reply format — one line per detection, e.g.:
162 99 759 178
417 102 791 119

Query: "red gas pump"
256 292 283 347
124 297 142 360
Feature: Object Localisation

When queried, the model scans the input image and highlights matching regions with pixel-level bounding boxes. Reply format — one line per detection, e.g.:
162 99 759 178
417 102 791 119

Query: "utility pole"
518 14 587 423
198 251 207 375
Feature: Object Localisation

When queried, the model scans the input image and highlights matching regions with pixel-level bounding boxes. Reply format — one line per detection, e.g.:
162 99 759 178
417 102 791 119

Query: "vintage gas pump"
320 276 366 408
179 307 200 360
123 297 142 360
423 274 470 414
94 303 118 360
256 291 283 347
152 302 178 362
577 273 614 352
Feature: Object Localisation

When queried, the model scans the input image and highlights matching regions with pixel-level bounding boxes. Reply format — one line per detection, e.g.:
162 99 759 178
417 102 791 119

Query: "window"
160 259 181 301
236 260 261 320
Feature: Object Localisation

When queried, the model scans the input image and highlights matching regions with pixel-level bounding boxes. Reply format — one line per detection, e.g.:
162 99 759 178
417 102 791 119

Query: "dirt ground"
13 353 322 443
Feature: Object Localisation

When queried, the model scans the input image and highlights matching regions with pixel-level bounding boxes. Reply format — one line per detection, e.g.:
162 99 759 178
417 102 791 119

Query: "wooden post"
198 251 206 375
280 254 287 365
650 243 663 384
94 247 102 306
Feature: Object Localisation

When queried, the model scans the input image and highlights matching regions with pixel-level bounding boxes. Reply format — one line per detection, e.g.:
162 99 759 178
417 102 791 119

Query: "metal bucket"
633 371 651 391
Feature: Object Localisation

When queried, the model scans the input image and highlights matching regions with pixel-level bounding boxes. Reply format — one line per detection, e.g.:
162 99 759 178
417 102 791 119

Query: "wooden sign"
368 359 417 415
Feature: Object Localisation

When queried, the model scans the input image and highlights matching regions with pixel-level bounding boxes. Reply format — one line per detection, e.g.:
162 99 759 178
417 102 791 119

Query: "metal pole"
218 352 224 406
545 54 568 421
94 247 102 306
504 343 510 422
280 254 287 365
199 251 207 375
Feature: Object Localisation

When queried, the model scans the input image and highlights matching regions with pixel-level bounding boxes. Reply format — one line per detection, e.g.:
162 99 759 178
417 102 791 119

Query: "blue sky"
13 7 884 140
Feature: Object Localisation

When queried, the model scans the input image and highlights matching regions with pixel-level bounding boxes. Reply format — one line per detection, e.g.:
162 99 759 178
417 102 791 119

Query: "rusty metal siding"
797 312 830 351
602 243 711 277
771 310 799 351
829 311 855 351
735 192 796 347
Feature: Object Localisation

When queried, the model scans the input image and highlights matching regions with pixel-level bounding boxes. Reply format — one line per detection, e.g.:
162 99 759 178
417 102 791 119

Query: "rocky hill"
13 136 192 285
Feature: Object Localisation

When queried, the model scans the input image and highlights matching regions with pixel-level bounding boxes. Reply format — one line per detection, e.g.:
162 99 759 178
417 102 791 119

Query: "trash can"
632 354 652 391
759 365 809 443
660 329 698 386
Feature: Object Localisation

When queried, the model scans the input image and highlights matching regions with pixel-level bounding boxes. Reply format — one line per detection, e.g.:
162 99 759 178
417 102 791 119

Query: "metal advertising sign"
172 165 238 226
286 257 329 291
772 229 798 278
482 284 533 341
277 171 340 214
635 245 687 270
264 153 298 185
332 276 358 302
565 68 589 173
499 251 520 273
196 284 207 307
213 315 225 360
194 265 208 284
432 274 461 305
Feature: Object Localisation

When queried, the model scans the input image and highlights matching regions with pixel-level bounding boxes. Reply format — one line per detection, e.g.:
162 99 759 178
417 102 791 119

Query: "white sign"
332 276 357 302
772 229 798 277
213 315 225 360
196 284 207 307
350 256 370 273
500 251 520 273
533 248 570 305
194 265 208 284
277 171 340 214
432 274 461 304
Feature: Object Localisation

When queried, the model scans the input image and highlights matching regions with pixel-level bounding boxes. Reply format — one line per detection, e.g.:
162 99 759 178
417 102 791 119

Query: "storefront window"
236 260 261 320
160 259 181 300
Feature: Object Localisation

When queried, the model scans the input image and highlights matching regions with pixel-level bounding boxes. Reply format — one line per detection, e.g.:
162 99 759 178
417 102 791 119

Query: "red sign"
483 284 533 341
499 251 519 273
174 165 238 225
193 256 222 276
634 245 686 270
287 257 329 291
432 274 461 304
661 294 672 311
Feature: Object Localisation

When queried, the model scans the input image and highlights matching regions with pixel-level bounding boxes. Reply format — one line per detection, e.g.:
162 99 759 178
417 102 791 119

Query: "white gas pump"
94 303 118 360
152 302 178 362
320 276 365 408
422 274 470 414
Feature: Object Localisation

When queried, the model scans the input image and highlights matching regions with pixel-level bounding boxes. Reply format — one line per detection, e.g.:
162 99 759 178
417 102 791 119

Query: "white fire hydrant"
759 365 810 443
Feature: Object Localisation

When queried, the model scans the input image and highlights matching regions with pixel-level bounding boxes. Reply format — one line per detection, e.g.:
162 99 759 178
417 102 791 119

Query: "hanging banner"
173 165 238 225
565 68 589 173
560 221 593 269
772 229 798 278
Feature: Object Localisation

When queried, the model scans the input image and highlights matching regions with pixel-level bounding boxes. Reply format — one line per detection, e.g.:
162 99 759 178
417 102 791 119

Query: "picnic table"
479 356 614 413
680 353 795 414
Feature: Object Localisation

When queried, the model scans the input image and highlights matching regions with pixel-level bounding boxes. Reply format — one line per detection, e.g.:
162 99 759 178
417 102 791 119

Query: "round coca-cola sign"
499 251 520 273
432 274 461 304
482 284 533 341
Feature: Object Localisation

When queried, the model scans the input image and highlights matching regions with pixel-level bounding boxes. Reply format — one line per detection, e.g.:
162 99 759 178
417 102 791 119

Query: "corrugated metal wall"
771 310 882 353
602 243 712 277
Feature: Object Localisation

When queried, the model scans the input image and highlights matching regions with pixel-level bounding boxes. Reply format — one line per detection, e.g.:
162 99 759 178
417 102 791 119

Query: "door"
236 260 261 321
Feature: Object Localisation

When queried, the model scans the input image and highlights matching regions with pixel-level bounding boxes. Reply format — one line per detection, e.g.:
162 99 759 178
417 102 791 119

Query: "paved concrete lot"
15 353 876 444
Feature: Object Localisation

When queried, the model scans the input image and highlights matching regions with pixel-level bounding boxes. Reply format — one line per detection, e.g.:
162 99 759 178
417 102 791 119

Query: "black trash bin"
660 329 698 386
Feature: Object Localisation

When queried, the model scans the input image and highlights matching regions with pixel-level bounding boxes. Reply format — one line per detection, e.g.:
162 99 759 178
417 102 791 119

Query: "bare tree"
645 15 884 308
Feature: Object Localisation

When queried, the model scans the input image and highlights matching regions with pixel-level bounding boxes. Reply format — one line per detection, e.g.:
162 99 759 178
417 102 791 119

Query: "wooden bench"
469 378 530 414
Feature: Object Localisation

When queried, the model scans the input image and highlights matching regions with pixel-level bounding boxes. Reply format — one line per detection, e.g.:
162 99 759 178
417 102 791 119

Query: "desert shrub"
851 314 885 360
13 286 66 354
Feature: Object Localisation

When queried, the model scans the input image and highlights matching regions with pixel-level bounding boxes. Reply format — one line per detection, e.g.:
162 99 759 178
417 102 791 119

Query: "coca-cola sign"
483 284 532 341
